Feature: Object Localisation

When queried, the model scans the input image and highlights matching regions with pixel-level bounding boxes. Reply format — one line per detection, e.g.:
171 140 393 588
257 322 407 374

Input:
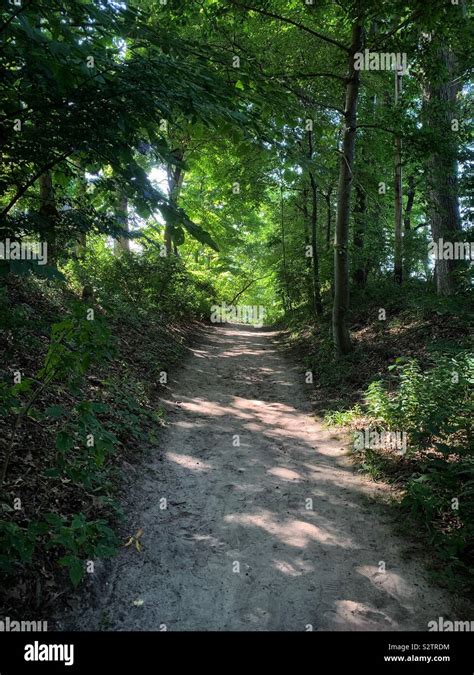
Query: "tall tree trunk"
332 20 363 355
352 183 367 287
423 43 462 295
75 161 88 259
307 129 323 316
165 148 185 256
301 187 315 312
164 225 173 257
403 174 415 279
404 174 415 231
309 172 323 316
394 69 403 284
280 184 292 311
324 189 332 250
38 171 58 264
114 194 129 254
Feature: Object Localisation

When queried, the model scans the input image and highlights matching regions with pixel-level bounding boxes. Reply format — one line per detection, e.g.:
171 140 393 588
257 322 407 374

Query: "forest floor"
56 323 456 631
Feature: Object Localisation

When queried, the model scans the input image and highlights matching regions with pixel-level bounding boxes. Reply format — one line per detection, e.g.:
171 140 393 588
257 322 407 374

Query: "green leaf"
44 512 64 527
59 555 84 587
44 404 67 419
56 430 75 453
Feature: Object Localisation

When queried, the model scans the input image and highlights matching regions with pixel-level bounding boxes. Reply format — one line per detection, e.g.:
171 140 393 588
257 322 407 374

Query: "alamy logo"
353 429 407 454
428 238 474 261
354 49 408 74
24 641 74 667
0 239 48 265
211 302 265 328
428 617 474 632
0 616 48 632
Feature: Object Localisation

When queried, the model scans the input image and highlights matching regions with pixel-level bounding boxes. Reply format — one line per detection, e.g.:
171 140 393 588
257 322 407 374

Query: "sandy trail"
61 324 451 631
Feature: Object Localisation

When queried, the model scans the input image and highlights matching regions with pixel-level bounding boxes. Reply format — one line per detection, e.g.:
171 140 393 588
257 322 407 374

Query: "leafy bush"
365 354 473 453
0 299 121 589
400 457 474 590
1 300 114 483
64 240 218 321
0 514 118 586
323 351 474 592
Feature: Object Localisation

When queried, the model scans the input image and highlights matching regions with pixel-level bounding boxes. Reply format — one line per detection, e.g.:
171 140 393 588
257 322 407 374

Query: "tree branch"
0 150 73 219
283 83 345 115
0 0 32 35
268 71 347 82
225 0 349 53
356 123 396 135
369 9 424 51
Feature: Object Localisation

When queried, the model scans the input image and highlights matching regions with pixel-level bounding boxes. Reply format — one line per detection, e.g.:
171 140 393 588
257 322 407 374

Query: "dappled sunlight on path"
62 325 451 631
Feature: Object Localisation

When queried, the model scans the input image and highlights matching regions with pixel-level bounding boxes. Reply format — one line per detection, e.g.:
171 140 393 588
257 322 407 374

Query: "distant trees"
0 0 471 348
0 0 247 265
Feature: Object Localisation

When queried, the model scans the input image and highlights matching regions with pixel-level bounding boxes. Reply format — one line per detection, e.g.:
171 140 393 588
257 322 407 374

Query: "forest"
0 0 473 649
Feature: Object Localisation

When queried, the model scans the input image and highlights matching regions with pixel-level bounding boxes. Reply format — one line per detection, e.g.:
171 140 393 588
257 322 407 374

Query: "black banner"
0 631 472 674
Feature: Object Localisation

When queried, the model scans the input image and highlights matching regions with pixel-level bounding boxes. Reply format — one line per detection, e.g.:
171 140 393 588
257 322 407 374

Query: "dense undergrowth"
1 262 472 614
282 279 474 597
0 250 216 616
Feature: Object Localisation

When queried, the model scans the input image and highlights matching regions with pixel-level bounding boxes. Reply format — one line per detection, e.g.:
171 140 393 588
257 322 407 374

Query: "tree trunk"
280 184 292 311
402 173 415 279
75 162 88 259
309 172 323 316
301 187 315 312
114 194 130 254
325 189 333 250
165 148 185 256
307 129 323 316
423 43 462 295
394 69 403 284
164 226 173 258
332 20 363 355
352 183 367 287
38 171 58 264
404 174 415 231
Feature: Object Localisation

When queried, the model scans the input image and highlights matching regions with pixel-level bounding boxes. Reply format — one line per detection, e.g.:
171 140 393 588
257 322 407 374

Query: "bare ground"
58 324 453 631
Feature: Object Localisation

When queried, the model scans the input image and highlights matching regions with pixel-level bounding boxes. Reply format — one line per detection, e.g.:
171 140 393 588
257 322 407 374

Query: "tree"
332 19 364 355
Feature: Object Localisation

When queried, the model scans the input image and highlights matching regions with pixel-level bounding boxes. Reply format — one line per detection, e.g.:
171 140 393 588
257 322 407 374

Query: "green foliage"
0 298 121 587
0 514 118 587
51 400 118 487
365 354 473 452
40 302 113 385
324 405 363 427
0 0 255 256
1 0 472 609
323 349 474 592
48 513 118 587
0 260 65 281
401 457 474 590
64 240 218 321
0 520 44 573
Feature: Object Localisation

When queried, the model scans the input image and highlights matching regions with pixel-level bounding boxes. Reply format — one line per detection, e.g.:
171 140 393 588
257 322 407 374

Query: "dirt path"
60 324 452 631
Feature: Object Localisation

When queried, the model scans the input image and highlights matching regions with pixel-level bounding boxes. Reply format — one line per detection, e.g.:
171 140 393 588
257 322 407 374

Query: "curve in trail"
62 324 451 631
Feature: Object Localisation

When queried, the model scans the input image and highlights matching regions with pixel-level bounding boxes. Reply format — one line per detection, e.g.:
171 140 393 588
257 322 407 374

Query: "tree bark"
352 183 367 287
114 193 130 254
301 186 315 312
165 148 185 256
38 171 58 263
308 130 323 316
280 184 292 311
394 69 403 284
332 20 363 355
423 42 462 295
324 188 333 250
404 174 415 231
75 161 88 259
